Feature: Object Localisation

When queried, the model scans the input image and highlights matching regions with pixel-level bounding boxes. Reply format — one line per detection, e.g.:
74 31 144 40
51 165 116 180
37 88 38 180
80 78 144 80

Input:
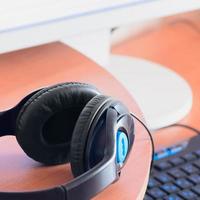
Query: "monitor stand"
62 30 193 130
108 55 193 130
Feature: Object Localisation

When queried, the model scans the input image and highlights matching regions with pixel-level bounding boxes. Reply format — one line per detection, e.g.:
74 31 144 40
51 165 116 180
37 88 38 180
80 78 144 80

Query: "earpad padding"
16 82 100 165
70 95 110 177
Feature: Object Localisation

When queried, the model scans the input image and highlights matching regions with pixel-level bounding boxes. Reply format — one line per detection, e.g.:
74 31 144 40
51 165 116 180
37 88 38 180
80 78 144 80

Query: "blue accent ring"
116 131 129 164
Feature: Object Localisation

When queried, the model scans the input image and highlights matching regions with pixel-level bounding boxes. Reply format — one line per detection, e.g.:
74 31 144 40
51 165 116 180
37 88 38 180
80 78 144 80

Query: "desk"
0 43 152 199
112 11 200 149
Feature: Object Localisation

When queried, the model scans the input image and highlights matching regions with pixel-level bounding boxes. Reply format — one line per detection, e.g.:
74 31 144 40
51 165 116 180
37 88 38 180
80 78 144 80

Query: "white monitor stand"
63 29 193 130
108 55 193 130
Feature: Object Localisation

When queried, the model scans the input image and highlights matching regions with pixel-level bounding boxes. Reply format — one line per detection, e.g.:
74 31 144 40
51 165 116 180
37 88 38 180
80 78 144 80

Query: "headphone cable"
130 113 155 173
130 113 200 175
157 123 200 135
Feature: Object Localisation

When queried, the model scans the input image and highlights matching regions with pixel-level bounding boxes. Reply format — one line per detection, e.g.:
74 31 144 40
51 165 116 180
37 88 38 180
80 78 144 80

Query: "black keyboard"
145 135 200 200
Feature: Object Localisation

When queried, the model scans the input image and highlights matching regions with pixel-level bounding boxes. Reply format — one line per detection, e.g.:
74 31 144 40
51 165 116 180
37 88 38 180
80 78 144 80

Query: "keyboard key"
193 159 200 168
155 173 173 183
144 195 153 200
194 149 200 157
161 183 180 193
192 184 200 195
168 168 186 178
181 164 199 174
189 173 200 184
182 153 196 161
164 194 182 200
148 188 167 198
148 177 160 188
169 157 184 166
155 161 172 171
178 189 197 199
174 178 193 189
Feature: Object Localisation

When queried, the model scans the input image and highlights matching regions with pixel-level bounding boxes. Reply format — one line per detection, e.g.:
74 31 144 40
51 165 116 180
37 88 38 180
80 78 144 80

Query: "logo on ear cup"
122 138 126 157
116 131 129 164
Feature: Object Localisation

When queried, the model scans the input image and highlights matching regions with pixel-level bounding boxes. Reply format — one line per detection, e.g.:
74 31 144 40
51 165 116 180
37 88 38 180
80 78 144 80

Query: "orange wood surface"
0 43 152 199
112 10 200 149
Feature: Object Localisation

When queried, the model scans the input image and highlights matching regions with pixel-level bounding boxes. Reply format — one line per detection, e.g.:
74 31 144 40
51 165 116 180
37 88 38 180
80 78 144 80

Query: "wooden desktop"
0 43 152 199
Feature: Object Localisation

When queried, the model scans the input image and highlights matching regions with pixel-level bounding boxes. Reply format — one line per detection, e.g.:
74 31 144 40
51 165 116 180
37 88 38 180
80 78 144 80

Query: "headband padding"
70 95 110 177
16 82 100 165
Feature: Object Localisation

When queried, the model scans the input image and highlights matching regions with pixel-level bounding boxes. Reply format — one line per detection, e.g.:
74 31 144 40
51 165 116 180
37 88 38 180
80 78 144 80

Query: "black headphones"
0 82 135 200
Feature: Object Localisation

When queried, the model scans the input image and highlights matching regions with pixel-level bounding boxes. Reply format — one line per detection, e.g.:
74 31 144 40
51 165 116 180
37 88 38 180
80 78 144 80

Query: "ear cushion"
16 82 100 165
70 95 111 177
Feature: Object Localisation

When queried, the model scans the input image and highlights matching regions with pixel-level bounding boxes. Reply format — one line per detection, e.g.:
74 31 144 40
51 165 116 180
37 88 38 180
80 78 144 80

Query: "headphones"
0 82 135 200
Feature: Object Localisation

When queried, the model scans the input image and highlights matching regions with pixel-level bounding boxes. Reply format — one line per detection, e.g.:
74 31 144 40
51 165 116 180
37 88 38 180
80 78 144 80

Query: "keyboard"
145 134 200 200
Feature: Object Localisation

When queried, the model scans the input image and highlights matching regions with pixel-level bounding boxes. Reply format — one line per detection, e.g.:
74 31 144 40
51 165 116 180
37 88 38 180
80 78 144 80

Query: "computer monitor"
0 0 199 54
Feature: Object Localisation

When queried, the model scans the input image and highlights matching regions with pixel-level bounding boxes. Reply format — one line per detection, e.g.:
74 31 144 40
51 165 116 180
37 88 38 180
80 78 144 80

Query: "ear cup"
16 82 100 165
70 95 111 177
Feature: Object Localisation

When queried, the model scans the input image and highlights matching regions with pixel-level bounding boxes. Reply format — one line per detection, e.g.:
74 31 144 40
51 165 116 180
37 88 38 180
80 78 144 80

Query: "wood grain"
0 43 152 199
